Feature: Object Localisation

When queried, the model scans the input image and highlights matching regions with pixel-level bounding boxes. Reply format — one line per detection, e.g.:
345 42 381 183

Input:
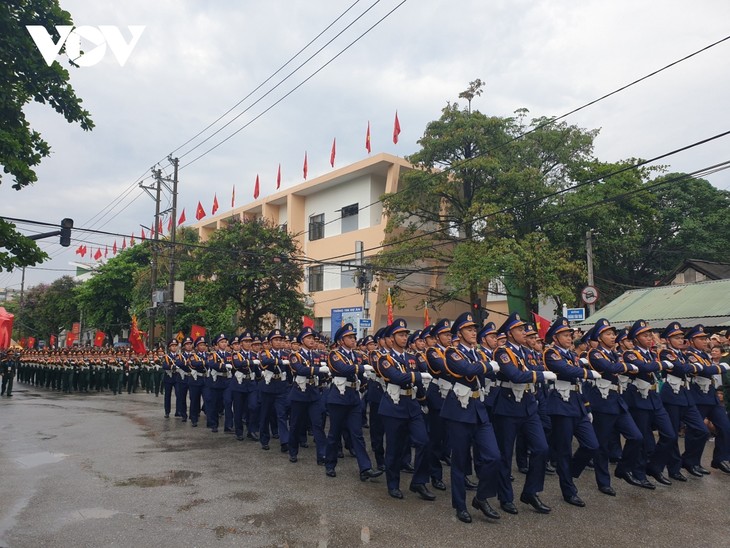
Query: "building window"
341 260 357 289
341 203 358 233
309 214 324 241
308 265 323 292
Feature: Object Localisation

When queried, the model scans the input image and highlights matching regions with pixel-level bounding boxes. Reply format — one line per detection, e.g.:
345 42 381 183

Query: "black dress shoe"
181 418 187 423
280 443 289 453
326 469 337 477
410 484 436 501
360 468 383 481
697 465 711 475
236 435 244 441
615 469 643 487
164 414 170 418
711 460 730 474
456 509 472 523
684 464 704 477
191 422 198 427
464 477 478 491
564 494 586 507
510 474 515 482
211 428 218 433
545 462 556 475
518 466 529 474
639 478 656 490
301 442 309 448
247 432 259 442
317 458 326 466
261 444 270 450
598 485 616 496
337 450 344 459
471 497 500 519
388 488 404 499
401 463 415 473
431 478 446 491
648 471 672 486
499 501 518 515
377 463 386 471
289 456 298 463
519 493 551 514
224 428 233 433
669 471 687 482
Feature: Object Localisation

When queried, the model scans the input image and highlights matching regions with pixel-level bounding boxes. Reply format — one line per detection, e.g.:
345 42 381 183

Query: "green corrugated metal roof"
579 278 730 329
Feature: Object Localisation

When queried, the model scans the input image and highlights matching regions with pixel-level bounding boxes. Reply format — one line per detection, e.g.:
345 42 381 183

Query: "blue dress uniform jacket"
425 346 450 411
289 349 327 403
480 346 500 411
441 343 501 511
587 347 631 414
326 348 363 406
287 349 328 461
258 349 289 395
658 348 697 407
494 343 546 417
622 348 668 411
685 348 723 406
377 350 423 419
542 346 591 417
186 351 207 426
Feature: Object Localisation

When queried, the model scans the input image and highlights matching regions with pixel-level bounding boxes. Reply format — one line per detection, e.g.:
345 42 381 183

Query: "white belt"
692 376 712 393
502 381 535 403
665 373 688 394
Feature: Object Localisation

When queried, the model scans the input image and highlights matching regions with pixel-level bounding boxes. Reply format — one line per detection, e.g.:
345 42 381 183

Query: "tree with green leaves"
76 244 150 338
196 218 309 333
0 0 94 271
11 275 78 340
376 83 595 315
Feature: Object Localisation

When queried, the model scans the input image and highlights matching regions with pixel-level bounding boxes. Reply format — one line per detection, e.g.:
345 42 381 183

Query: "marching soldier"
684 324 730 474
1 349 18 397
365 327 388 471
657 322 710 480
288 327 329 463
324 323 383 482
187 337 207 427
493 313 557 515
258 329 291 451
622 320 676 488
230 334 257 440
542 317 600 507
425 320 453 491
442 313 502 523
205 334 232 433
162 339 178 417
376 319 434 501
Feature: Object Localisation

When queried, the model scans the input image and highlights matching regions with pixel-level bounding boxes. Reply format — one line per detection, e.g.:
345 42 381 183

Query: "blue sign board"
566 308 585 322
359 318 372 328
330 307 364 336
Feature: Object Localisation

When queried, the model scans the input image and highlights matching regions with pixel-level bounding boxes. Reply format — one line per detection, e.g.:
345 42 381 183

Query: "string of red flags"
212 193 219 215
195 201 205 221
178 208 186 226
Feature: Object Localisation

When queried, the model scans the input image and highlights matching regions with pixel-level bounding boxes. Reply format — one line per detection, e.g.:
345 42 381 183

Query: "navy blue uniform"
288 349 328 462
258 348 291 449
205 349 231 431
230 349 258 439
186 350 206 427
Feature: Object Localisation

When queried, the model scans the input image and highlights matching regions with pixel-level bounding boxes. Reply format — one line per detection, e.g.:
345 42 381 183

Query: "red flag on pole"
130 233 135 246
49 334 57 348
157 218 163 236
424 302 430 328
254 175 260 199
122 237 127 250
75 246 82 255
277 164 281 189
104 245 108 258
330 138 336 167
386 289 394 325
112 241 117 255
167 215 173 232
27 336 36 349
531 312 551 340
195 201 206 220
303 151 308 180
178 209 186 226
94 330 105 347
66 332 76 347
366 121 371 153
141 228 146 241
212 194 219 215
190 324 207 339
231 185 235 208
94 247 102 261
129 315 147 355
393 111 401 144
80 245 87 257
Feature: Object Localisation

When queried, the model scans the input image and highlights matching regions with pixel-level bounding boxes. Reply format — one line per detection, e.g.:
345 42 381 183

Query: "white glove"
363 364 374 372
629 364 639 373
587 412 593 423
719 362 730 371
281 359 290 365
320 361 327 367
489 360 500 373
662 360 674 370
319 366 330 374
579 358 589 366
253 359 261 365
421 405 429 415
225 364 232 370
421 372 433 382
542 371 557 382
589 370 602 380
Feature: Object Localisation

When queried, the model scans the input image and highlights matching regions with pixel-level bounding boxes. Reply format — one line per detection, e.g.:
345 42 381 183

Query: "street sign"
566 308 585 322
581 285 599 305
359 318 372 328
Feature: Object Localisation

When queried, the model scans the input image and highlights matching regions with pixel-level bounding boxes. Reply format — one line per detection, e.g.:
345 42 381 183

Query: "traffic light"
472 298 488 325
60 218 73 247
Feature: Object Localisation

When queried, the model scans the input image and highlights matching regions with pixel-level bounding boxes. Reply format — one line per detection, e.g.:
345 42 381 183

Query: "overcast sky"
2 0 730 293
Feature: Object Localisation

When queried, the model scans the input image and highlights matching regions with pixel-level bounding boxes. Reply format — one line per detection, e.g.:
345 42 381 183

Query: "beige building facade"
195 153 508 337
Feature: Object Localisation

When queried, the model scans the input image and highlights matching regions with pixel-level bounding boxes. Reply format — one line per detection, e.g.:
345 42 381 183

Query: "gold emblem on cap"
467 314 472 321
515 314 521 321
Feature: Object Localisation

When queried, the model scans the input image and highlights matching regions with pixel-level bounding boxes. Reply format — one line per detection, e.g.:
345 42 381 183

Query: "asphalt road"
1 384 728 548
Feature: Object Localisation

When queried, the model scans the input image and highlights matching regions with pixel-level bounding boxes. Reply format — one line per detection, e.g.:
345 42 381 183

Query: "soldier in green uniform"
1 349 18 396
